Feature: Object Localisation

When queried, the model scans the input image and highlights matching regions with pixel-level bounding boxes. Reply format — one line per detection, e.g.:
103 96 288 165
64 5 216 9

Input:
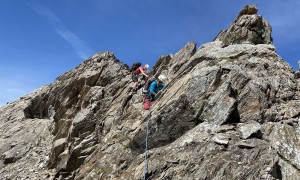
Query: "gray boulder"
238 121 262 139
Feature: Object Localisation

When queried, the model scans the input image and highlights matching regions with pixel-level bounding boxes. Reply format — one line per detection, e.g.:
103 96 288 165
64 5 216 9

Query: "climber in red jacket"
130 63 149 92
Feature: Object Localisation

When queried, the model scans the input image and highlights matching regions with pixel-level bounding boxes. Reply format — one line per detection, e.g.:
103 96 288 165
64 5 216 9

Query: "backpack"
130 62 142 72
143 96 155 110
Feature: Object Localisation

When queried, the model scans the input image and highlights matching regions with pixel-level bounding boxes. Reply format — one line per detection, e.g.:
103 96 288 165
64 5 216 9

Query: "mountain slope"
1 5 300 180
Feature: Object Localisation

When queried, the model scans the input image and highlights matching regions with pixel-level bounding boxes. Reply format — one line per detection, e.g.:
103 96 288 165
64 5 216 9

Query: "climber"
149 74 166 100
130 62 149 92
143 74 166 110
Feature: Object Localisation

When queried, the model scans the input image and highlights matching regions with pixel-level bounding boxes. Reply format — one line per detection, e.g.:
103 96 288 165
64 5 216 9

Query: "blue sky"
0 0 300 106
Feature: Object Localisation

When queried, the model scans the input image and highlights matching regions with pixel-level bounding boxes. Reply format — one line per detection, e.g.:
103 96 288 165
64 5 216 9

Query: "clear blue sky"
0 0 299 106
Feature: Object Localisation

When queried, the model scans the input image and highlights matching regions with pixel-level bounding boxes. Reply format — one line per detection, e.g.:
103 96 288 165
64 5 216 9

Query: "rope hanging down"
143 92 152 180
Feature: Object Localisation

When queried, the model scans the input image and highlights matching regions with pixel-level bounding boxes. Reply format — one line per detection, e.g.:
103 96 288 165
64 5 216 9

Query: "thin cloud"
55 28 92 59
28 2 93 59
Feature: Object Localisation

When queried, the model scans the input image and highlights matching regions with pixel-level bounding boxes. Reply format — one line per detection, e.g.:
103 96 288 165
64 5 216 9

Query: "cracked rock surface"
1 5 300 180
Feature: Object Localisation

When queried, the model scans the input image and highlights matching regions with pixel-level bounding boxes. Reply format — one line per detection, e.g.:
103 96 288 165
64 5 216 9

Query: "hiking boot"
132 89 137 94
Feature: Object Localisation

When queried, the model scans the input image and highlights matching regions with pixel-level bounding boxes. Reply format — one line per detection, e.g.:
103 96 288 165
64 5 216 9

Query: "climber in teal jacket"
149 75 166 100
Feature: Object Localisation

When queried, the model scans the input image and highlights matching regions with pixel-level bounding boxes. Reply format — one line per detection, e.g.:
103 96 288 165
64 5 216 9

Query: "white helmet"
144 64 149 69
158 74 166 82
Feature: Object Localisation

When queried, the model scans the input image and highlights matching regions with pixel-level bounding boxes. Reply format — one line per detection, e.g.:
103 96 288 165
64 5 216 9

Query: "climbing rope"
143 92 152 180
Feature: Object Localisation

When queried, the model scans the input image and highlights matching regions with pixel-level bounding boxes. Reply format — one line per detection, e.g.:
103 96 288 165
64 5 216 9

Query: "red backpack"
143 97 155 110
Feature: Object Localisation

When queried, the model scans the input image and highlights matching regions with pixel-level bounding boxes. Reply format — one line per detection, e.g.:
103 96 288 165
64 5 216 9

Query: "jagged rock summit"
1 5 300 180
215 4 273 47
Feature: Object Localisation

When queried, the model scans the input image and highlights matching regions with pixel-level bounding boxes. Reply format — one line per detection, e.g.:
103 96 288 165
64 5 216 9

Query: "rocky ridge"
1 5 300 180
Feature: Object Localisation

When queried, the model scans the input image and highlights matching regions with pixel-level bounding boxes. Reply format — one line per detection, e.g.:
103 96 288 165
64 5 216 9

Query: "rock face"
1 4 300 180
215 5 273 47
0 88 55 179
